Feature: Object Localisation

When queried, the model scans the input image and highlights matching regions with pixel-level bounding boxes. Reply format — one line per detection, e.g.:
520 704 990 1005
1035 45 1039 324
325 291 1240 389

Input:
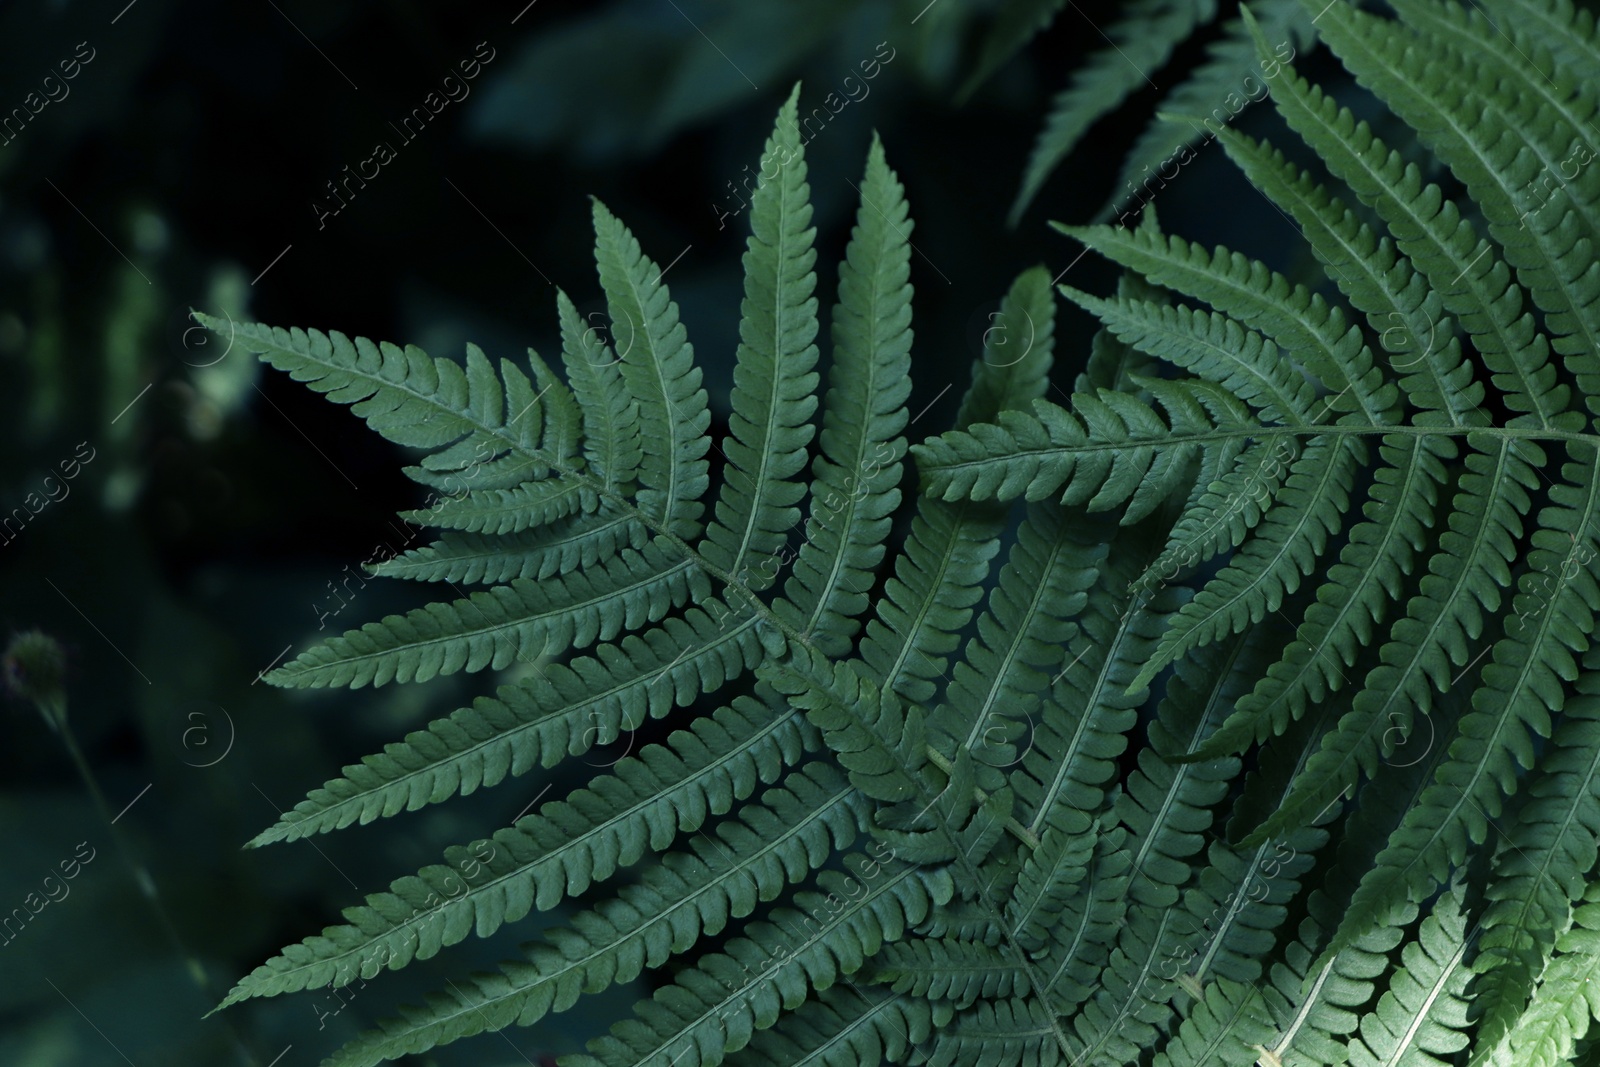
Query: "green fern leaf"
775 133 913 656
590 198 712 538
268 539 708 688
320 764 865 1067
1010 0 1216 225
222 692 813 1009
729 988 948 1067
702 83 820 593
249 605 763 844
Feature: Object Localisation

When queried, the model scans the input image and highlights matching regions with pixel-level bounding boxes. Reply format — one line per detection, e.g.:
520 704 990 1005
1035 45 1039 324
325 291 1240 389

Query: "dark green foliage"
216 2 1600 1064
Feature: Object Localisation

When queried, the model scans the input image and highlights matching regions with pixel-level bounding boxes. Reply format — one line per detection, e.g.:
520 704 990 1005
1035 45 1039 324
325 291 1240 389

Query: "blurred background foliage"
0 0 1341 1063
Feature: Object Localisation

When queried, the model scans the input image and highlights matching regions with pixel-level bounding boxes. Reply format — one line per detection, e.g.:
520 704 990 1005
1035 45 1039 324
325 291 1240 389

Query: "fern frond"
1055 223 1396 424
368 511 646 585
570 860 951 1067
1497 0 1600 70
1245 435 1537 846
1149 977 1279 1067
1502 882 1600 1067
955 264 1057 430
854 265 1054 706
1064 635 1247 1065
914 380 1257 512
1009 543 1172 971
931 997 1068 1067
1057 291 1320 426
702 83 820 594
192 318 573 484
776 133 913 656
1033 827 1133 1012
873 937 1030 1008
1470 651 1600 1062
1213 127 1481 427
250 606 763 844
222 692 813 1008
1323 450 1600 958
1131 434 1362 691
590 198 712 538
558 288 642 492
267 538 707 687
1109 0 1311 218
320 764 864 1067
1283 0 1580 433
771 646 927 807
399 474 595 535
1363 0 1600 418
729 988 948 1067
1346 880 1475 1067
1010 0 1216 225
929 502 1098 794
1130 434 1300 601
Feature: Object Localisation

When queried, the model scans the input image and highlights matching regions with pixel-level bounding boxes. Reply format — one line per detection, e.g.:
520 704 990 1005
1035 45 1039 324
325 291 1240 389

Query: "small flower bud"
4 630 67 733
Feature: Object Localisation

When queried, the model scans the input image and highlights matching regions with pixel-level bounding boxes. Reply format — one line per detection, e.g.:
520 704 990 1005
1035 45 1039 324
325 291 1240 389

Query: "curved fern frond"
1469 650 1600 1063
1502 881 1600 1067
368 510 646 585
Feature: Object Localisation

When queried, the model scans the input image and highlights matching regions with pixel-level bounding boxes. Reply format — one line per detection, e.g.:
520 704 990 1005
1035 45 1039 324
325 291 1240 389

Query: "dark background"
0 1 1284 1063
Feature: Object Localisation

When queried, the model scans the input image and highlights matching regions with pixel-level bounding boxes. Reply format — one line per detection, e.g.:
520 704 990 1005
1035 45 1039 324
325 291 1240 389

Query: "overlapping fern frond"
915 0 1600 1061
